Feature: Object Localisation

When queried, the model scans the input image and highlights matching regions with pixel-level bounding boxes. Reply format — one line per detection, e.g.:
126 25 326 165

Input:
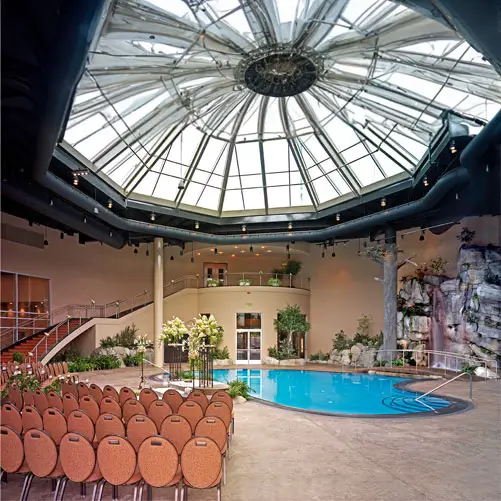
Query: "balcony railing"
204 272 310 290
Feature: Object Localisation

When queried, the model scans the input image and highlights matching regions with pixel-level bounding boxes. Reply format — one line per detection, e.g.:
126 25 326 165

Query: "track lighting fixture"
109 231 112 237
83 216 87 223
423 176 429 187
108 199 113 209
73 174 78 186
170 256 174 261
93 207 99 214
456 192 460 200
380 197 387 207
419 231 425 241
242 224 246 232
450 140 457 154
336 213 340 222
150 213 156 222
287 222 293 230
195 221 200 230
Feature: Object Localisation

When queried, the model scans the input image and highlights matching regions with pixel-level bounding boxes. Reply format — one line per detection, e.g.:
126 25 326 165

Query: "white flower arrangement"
160 317 189 345
134 334 153 353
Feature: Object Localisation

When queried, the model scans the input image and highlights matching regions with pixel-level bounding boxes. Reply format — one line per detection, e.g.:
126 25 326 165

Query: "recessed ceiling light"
240 250 245 253
288 222 293 230
218 251 223 254
266 249 272 253
196 252 201 256
231 254 236 257
242 225 246 232
260 245 265 249
194 221 200 230
255 253 261 256
234 245 238 249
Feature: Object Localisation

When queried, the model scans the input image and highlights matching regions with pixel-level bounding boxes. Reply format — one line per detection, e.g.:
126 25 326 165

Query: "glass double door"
236 330 262 364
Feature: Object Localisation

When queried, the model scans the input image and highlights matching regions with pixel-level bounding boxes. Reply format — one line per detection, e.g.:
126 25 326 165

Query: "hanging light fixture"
286 243 290 252
73 174 78 186
109 231 113 237
336 213 340 222
44 227 48 246
170 255 174 261
332 250 336 257
134 247 138 254
195 221 200 230
107 199 113 209
146 245 150 257
250 245 253 253
423 176 429 187
450 140 457 154
287 222 293 230
150 213 156 222
60 232 64 240
419 231 425 241
214 248 218 255
242 224 246 232
380 197 387 207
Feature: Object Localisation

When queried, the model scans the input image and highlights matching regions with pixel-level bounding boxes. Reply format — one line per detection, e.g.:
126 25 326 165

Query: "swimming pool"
213 369 456 416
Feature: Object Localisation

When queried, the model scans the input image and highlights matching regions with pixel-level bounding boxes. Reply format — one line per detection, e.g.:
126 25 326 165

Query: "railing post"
289 273 292 288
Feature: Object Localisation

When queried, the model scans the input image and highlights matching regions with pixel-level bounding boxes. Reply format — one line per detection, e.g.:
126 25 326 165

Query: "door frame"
235 328 262 365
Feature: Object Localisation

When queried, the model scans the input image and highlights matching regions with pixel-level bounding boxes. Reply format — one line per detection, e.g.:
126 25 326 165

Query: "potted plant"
206 278 219 287
239 278 252 286
268 277 281 287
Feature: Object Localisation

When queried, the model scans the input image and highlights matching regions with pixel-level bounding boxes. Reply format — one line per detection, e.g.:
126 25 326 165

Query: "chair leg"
97 480 106 501
58 477 69 501
112 485 118 501
138 481 145 501
91 481 103 501
53 478 62 501
22 473 35 501
174 483 179 501
132 484 138 501
231 417 234 435
217 482 222 501
146 484 153 501
0 470 7 484
223 455 227 486
20 473 33 501
226 436 230 461
80 482 87 497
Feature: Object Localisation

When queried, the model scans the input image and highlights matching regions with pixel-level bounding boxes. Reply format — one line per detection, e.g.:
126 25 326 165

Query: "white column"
153 237 164 367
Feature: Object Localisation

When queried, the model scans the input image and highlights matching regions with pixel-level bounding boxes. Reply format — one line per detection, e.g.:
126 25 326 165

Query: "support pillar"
382 226 398 360
153 237 164 367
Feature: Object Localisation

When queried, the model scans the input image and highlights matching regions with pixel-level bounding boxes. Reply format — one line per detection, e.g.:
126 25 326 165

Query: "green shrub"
309 353 320 361
391 358 405 367
1 373 40 400
267 278 281 287
12 352 24 363
267 339 297 360
43 378 62 395
213 346 230 360
332 330 350 351
461 364 478 375
67 354 121 373
123 353 141 367
227 380 253 400
374 360 387 367
68 358 96 373
115 325 138 349
309 351 329 361
53 346 80 362
268 345 281 359
100 336 117 349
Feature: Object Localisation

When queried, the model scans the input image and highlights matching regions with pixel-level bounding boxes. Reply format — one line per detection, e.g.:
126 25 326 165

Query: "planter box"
213 358 233 366
262 356 306 366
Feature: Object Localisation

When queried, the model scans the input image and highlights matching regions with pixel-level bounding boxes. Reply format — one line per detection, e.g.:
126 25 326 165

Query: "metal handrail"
414 371 473 411
31 318 69 362
205 271 310 289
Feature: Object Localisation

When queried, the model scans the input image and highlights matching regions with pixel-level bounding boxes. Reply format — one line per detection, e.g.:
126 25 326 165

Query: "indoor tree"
274 304 311 347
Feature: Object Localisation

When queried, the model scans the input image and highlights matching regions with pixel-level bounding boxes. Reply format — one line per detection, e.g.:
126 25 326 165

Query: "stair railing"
31 318 70 362
414 371 473 411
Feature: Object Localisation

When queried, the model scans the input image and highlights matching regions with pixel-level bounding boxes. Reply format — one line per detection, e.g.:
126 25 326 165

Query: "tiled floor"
2 366 500 501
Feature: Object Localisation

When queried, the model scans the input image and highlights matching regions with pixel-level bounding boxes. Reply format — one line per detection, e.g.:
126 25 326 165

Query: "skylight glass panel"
61 0 501 216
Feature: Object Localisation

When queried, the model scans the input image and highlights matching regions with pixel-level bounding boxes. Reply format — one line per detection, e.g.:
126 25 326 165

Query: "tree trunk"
382 227 398 361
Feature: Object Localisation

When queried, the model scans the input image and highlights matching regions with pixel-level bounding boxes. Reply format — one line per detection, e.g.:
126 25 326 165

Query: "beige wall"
306 216 501 354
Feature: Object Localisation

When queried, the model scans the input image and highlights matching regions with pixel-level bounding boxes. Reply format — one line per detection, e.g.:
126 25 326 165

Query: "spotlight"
214 248 218 255
250 246 253 253
419 231 425 241
195 221 200 230
242 225 247 232
108 199 113 209
456 192 460 200
109 231 113 237
50 199 54 206
83 217 87 223
450 140 457 154
287 222 293 230
134 248 138 254
332 250 336 257
60 232 64 239
72 174 78 186
486 164 490 173
93 207 99 214
423 176 429 187
44 239 49 246
381 197 387 207
150 213 156 222
336 213 340 222
170 256 174 261
178 179 185 190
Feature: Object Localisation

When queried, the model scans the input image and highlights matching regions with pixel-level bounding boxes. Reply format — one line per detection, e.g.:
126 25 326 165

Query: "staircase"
382 395 450 413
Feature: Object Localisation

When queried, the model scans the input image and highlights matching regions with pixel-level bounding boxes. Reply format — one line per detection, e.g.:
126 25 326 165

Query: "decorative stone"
360 348 376 368
412 344 426 366
409 316 430 334
409 332 424 341
350 345 362 363
423 275 448 286
213 359 233 366
477 323 501 341
470 343 500 364
476 283 501 304
440 279 460 294
233 396 247 404
449 342 472 357
262 356 280 365
474 366 498 379
410 280 425 304
444 292 464 325
458 246 485 271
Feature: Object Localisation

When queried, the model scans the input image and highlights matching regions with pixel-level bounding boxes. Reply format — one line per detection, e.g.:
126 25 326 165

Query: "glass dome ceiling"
62 0 501 216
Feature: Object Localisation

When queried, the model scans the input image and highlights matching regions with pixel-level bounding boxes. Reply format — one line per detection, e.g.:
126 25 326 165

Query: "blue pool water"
213 369 451 415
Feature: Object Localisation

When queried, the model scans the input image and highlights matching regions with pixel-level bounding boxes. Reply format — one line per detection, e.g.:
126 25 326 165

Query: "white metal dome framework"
62 0 501 217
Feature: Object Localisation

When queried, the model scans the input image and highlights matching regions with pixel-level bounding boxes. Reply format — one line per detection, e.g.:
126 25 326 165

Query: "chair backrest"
0 425 24 473
7 385 23 410
97 435 137 486
162 390 184 413
139 388 158 411
24 429 59 478
100 397 122 419
60 432 96 482
181 437 222 489
33 389 48 414
95 413 125 443
103 385 119 402
62 380 78 399
77 382 90 398
67 410 95 443
62 361 69 374
126 414 157 452
47 364 56 378
22 387 35 407
46 391 63 411
1 403 22 434
79 395 100 423
119 387 136 407
56 362 64 376
211 391 233 412
187 390 208 413
122 399 146 424
147 400 172 433
89 384 103 404
205 401 231 429
21 405 43 432
138 436 178 488
43 407 67 445
159 414 192 455
178 400 204 433
62 392 79 419
195 416 227 452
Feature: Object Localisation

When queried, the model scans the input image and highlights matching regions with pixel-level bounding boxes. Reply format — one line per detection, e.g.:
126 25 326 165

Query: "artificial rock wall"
398 245 501 369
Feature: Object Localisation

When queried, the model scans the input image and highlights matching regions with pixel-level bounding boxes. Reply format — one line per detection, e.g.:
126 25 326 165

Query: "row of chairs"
2 425 223 501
